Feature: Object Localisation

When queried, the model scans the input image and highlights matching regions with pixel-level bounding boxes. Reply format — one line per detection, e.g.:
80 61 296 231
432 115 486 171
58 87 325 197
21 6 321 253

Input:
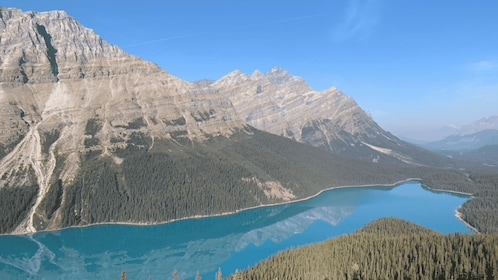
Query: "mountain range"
418 116 498 165
0 8 463 234
451 116 498 136
422 129 498 152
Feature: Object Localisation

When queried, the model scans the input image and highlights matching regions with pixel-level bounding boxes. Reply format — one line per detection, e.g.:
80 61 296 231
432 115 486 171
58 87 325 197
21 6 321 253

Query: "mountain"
212 68 451 166
421 128 498 165
456 116 498 135
423 129 498 152
419 116 498 165
0 8 457 235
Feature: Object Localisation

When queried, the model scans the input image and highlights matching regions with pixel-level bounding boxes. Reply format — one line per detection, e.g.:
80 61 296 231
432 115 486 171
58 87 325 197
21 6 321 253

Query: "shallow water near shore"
0 182 472 279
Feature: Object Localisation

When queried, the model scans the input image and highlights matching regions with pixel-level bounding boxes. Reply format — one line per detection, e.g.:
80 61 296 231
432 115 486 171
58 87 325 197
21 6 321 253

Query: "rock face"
0 8 245 234
0 8 449 234
0 8 244 178
211 68 440 164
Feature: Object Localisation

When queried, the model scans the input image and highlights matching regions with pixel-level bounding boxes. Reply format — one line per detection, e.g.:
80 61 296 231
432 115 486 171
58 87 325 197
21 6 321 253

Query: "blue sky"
3 0 498 141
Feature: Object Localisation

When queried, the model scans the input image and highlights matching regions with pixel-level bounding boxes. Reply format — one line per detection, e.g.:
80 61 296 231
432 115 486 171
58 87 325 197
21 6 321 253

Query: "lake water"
0 182 472 279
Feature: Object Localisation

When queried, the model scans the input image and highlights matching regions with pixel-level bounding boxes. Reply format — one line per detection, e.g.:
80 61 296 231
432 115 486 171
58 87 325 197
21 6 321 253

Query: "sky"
2 0 498 141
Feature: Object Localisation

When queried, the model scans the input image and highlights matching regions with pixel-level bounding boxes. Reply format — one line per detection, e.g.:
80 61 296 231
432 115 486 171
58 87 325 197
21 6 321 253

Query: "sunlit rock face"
0 8 245 234
0 9 245 175
0 8 244 151
210 68 421 163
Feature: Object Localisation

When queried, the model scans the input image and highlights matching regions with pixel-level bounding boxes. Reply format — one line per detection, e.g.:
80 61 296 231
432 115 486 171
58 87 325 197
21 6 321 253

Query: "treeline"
420 169 498 234
59 150 269 227
54 129 417 229
232 219 498 280
3 128 497 234
228 129 411 198
0 165 39 233
30 129 498 234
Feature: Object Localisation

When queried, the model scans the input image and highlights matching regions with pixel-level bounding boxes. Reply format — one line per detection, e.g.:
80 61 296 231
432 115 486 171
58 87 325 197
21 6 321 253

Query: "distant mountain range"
419 117 498 165
453 116 498 135
0 8 467 234
422 129 498 152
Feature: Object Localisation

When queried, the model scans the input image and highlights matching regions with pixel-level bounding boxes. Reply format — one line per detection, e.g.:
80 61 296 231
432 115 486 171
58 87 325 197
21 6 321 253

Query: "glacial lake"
0 182 472 279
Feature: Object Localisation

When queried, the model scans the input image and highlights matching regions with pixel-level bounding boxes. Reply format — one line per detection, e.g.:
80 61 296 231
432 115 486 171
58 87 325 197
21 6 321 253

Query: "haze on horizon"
3 0 498 141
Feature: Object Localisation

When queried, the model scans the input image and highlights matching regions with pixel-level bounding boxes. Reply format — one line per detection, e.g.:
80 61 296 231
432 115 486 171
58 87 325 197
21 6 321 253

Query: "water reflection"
0 183 470 279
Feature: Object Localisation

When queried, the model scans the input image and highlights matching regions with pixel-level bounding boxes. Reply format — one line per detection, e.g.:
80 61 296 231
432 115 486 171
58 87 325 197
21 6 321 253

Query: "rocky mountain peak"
0 9 427 170
251 70 264 80
212 70 250 90
0 8 132 84
459 116 498 135
265 67 301 86
0 8 245 221
0 8 23 26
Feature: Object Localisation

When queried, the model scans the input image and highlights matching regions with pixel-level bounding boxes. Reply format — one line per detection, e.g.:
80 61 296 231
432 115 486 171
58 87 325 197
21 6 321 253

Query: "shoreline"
455 208 481 234
420 185 474 197
455 209 480 234
1 178 474 236
421 185 479 234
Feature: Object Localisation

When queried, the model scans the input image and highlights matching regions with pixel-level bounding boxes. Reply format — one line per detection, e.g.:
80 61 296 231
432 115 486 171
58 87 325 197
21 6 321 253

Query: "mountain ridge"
423 129 498 152
212 67 450 165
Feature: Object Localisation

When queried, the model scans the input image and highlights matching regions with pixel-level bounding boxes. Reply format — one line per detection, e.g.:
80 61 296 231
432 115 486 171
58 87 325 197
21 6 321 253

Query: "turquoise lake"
0 182 472 279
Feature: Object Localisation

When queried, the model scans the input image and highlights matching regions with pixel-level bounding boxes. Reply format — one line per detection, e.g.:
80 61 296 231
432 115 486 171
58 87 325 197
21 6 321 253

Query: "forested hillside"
29 129 415 232
232 219 498 280
3 127 498 234
459 173 498 234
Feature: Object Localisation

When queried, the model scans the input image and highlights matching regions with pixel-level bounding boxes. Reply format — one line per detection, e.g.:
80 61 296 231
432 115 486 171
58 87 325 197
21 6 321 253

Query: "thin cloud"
123 13 327 48
277 13 327 24
122 33 207 48
332 0 382 42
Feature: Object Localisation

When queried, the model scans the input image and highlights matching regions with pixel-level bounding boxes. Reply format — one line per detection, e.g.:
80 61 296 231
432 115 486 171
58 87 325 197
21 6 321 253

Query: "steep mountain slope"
0 8 461 235
0 8 245 234
212 68 450 166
